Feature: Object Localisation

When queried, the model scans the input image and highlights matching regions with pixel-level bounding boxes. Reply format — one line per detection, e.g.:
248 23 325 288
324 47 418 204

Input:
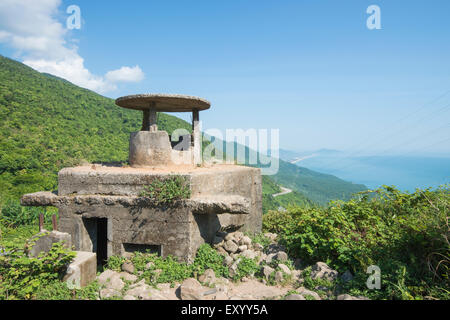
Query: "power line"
321 98 450 169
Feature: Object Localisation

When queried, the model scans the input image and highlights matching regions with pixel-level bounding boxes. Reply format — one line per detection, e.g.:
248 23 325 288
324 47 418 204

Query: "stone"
224 233 235 242
121 262 135 274
253 243 264 251
264 232 277 241
241 249 257 260
100 288 121 299
337 294 370 301
126 283 165 300
240 236 252 246
238 245 248 252
232 231 244 242
145 262 154 269
262 266 275 279
212 236 224 247
97 269 117 285
224 240 239 253
285 294 306 300
198 269 216 286
229 258 241 278
216 246 229 257
274 271 283 282
311 262 338 282
119 272 138 282
274 251 288 262
341 270 354 282
63 251 97 289
224 255 234 266
266 243 286 254
28 230 72 258
180 278 204 300
297 287 321 300
123 295 137 300
265 253 276 264
213 292 229 300
278 264 291 275
97 270 125 291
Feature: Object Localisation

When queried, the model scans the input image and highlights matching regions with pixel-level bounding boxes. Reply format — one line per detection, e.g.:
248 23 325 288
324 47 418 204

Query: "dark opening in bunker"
123 243 162 256
83 217 108 266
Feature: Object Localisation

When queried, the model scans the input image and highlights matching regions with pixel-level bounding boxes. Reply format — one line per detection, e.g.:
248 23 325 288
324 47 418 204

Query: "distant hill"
0 55 366 207
261 176 314 213
0 55 190 200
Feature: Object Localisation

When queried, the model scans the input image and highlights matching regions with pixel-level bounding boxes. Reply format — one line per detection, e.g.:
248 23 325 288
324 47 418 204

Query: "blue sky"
1 0 449 155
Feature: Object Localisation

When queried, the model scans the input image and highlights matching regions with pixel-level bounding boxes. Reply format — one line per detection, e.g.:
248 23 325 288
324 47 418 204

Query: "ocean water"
296 155 450 192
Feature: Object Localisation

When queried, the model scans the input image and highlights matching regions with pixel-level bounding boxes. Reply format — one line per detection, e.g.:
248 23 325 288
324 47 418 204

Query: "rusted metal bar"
52 214 58 231
39 213 44 232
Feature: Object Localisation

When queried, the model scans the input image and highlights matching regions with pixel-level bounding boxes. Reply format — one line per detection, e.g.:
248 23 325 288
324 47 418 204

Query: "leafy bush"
140 176 191 205
192 244 229 278
263 185 450 300
0 200 56 228
0 242 76 300
232 257 260 281
129 251 193 285
105 255 126 272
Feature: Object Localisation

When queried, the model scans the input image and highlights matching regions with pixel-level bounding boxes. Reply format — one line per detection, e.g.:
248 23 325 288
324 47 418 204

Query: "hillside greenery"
262 176 314 213
272 160 367 205
0 55 365 209
263 185 450 300
0 55 190 202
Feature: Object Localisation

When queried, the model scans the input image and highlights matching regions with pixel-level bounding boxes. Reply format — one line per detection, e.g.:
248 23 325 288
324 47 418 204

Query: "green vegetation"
0 54 366 210
263 185 450 300
262 175 314 213
271 160 367 205
140 175 191 204
0 242 76 300
0 55 190 202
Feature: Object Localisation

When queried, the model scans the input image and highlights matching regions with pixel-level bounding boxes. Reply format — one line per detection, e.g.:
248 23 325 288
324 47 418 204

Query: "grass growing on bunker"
139 175 191 205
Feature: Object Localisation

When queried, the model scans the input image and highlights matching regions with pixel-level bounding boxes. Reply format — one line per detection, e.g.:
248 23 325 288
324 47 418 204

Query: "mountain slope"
261 176 314 213
0 55 190 200
0 55 366 207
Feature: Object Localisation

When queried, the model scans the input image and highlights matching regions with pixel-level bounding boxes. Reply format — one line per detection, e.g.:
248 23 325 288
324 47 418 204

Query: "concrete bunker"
21 94 263 263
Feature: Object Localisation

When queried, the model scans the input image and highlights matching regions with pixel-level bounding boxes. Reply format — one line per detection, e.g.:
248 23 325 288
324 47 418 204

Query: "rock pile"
94 231 369 301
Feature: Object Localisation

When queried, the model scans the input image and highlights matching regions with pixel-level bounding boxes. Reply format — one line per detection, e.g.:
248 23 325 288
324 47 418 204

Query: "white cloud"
105 65 145 83
0 0 144 94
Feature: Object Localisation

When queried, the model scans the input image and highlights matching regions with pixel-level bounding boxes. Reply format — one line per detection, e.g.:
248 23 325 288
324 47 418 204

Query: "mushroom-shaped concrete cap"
115 94 211 112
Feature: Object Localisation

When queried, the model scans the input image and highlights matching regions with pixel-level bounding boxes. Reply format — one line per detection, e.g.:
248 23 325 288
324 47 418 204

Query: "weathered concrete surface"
28 230 72 257
21 164 262 263
115 94 211 112
63 251 97 288
129 131 174 167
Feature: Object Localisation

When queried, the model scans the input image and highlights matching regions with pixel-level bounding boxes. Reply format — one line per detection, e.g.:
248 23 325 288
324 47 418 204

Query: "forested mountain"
0 55 366 206
0 55 189 200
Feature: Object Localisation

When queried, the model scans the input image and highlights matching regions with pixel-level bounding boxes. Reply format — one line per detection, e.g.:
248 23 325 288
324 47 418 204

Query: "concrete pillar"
192 109 201 165
141 102 158 132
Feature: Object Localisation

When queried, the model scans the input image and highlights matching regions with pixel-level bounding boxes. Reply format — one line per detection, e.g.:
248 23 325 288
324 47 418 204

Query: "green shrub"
140 176 191 205
129 251 193 285
263 185 450 300
192 244 229 278
0 200 56 228
105 255 126 272
0 242 76 300
232 257 260 281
